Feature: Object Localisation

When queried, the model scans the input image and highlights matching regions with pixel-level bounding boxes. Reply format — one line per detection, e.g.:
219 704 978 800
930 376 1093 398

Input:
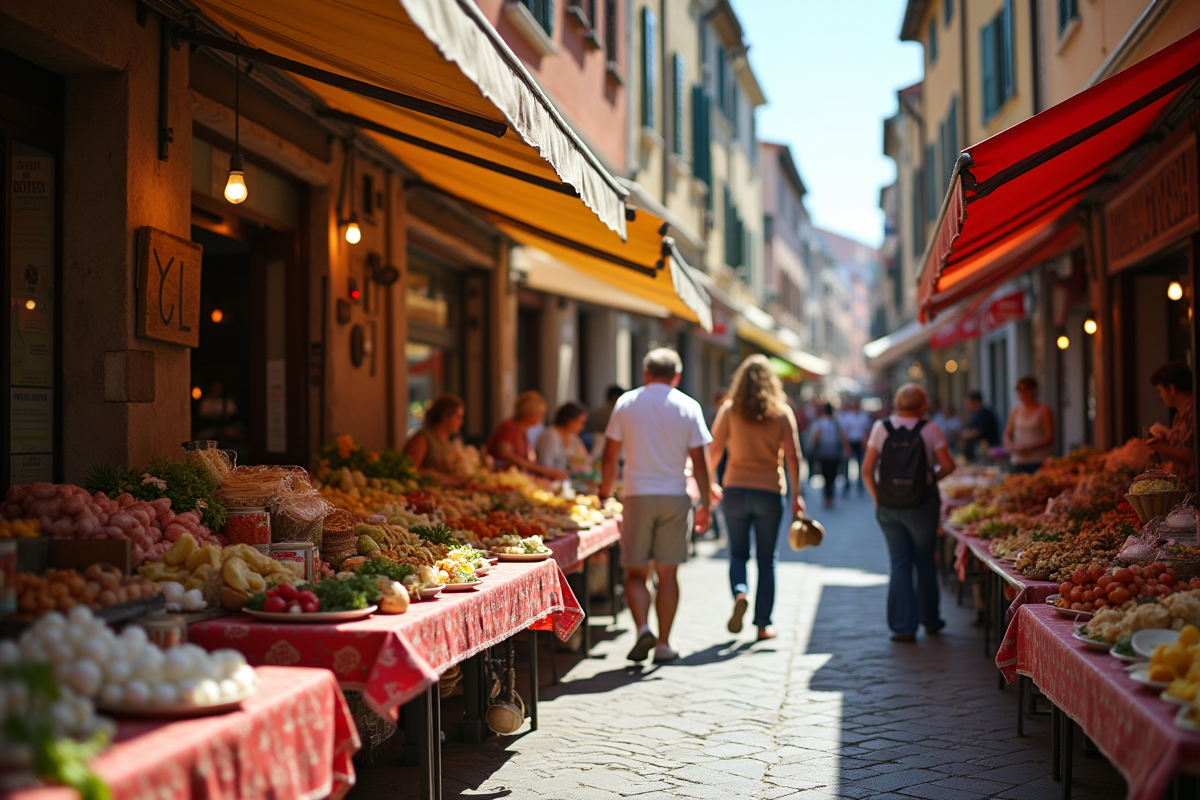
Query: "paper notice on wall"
266 359 287 453
10 454 52 484
9 388 52 454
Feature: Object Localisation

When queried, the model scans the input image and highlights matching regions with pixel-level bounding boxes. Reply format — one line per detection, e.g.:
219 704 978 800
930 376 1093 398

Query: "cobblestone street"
354 488 1127 799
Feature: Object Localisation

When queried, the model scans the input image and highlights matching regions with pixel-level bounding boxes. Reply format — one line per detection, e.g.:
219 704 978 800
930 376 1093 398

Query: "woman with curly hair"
708 355 804 640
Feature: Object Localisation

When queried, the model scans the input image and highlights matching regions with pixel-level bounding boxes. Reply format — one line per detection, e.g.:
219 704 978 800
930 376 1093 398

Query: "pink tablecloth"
997 603 1200 800
188 560 582 723
945 525 1058 616
548 517 622 573
9 666 359 800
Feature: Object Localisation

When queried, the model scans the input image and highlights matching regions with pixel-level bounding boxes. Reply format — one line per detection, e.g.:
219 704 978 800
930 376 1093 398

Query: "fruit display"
0 518 40 538
247 573 384 614
1148 624 1200 685
1080 591 1200 643
2 483 221 567
14 565 161 616
949 503 1000 527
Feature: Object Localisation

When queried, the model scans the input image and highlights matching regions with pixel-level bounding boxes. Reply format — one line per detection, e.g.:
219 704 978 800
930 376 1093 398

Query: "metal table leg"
432 684 442 800
581 554 592 656
1061 713 1074 800
1051 704 1061 782
546 626 559 685
402 699 420 766
983 569 993 657
1017 675 1025 737
460 652 484 744
528 630 539 731
417 687 438 800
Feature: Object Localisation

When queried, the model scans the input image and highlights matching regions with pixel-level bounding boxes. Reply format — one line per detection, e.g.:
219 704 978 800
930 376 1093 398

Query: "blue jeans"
876 493 943 635
724 487 785 627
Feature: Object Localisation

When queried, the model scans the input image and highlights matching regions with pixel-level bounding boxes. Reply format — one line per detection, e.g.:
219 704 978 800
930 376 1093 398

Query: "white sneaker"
653 643 679 663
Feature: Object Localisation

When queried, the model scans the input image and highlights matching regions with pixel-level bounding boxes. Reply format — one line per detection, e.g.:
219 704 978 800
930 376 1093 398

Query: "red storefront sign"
930 313 983 350
984 291 1026 331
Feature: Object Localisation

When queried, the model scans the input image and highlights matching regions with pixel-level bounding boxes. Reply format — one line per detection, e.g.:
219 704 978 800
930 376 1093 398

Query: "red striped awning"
918 27 1200 321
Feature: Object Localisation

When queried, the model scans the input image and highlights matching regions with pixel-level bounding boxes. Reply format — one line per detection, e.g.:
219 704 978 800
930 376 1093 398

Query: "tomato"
1108 587 1131 605
298 590 318 606
1071 602 1084 611
1082 590 1096 602
1097 575 1113 589
1133 576 1145 587
1070 586 1084 602
1114 568 1134 584
1147 579 1159 588
1094 599 1109 609
1092 585 1108 599
1060 581 1074 596
1160 585 1173 597
277 584 299 602
1071 569 1089 586
1087 565 1105 581
263 596 287 613
1081 602 1095 612
1130 565 1143 577
302 601 320 613
1164 569 1180 585
1192 578 1200 589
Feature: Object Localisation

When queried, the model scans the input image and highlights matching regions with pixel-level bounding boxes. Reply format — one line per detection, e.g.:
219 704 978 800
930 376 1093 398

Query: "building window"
716 47 728 117
604 0 620 73
925 144 938 221
928 18 938 63
946 95 958 181
520 0 555 35
692 84 712 192
673 53 685 156
944 0 953 27
981 0 1015 122
641 7 657 128
1057 0 1079 38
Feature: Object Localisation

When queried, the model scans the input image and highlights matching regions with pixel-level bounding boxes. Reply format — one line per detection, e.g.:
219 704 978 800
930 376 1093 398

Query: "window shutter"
1001 0 1015 101
980 20 996 121
717 48 727 115
937 121 947 200
604 0 617 54
928 18 938 63
673 53 685 156
911 167 925 257
692 85 712 192
641 8 657 128
925 143 937 221
944 0 953 26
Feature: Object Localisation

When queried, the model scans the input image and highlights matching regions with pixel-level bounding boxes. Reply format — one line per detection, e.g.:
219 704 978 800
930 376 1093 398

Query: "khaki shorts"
620 494 693 567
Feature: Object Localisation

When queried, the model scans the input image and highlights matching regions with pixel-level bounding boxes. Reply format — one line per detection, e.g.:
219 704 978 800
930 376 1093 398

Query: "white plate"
1127 665 1171 691
417 586 443 600
98 687 255 717
1046 595 1092 620
1110 644 1145 664
442 582 480 592
1072 629 1110 652
495 552 552 562
1178 706 1200 731
1162 690 1192 706
1133 629 1180 658
473 565 491 576
243 606 377 623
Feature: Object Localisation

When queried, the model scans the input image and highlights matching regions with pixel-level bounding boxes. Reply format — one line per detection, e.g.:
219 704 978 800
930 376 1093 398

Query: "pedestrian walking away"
600 348 714 664
708 355 804 641
808 403 848 509
861 384 957 642
837 398 873 497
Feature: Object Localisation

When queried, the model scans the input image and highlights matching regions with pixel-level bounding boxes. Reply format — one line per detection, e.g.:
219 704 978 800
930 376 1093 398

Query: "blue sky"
732 0 923 248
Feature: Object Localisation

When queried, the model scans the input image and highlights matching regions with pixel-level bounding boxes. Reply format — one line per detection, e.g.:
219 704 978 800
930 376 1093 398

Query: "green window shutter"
948 96 958 177
911 168 924 257
641 8 657 128
944 0 953 26
1058 0 1077 37
673 54 685 156
692 85 711 187
981 19 996 122
925 143 937 221
937 121 947 199
717 48 727 115
928 18 938 63
1001 0 1015 102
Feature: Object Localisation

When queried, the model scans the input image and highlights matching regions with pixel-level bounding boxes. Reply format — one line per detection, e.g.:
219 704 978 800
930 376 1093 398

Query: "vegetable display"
15 565 160 616
85 459 227 531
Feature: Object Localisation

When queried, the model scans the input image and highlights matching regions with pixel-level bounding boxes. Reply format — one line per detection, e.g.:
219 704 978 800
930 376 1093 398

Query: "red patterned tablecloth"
188 560 582 723
9 666 359 800
996 603 1200 800
548 517 621 573
945 525 1058 615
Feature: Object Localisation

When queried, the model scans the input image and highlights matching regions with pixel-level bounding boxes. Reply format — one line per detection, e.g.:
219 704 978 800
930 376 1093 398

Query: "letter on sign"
137 226 203 347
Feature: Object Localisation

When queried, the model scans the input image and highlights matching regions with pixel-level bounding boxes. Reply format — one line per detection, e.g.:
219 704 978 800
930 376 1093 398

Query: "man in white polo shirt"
600 348 713 664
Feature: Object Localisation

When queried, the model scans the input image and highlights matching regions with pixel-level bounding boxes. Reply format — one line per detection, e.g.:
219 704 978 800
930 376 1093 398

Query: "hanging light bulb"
1057 335 1070 350
344 212 362 245
210 309 224 323
1083 317 1097 335
944 359 958 373
225 55 248 205
224 153 247 204
1168 280 1184 301
24 299 35 310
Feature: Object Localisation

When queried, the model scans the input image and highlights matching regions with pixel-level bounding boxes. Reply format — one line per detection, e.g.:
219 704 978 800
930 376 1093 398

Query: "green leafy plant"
314 435 423 483
84 458 227 530
410 524 457 548
355 559 415 583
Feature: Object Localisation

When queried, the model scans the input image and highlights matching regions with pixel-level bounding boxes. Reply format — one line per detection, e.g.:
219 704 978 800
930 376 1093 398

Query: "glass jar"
224 507 271 546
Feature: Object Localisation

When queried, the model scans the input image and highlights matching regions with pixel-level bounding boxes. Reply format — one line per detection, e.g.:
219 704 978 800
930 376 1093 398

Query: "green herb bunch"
410 524 457 547
355 559 415 583
85 458 227 530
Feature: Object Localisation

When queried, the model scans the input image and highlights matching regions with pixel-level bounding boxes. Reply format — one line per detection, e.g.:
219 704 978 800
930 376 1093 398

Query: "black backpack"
877 420 932 509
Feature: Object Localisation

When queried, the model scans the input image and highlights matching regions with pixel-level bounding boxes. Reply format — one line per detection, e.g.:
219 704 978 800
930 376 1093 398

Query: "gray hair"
643 347 682 380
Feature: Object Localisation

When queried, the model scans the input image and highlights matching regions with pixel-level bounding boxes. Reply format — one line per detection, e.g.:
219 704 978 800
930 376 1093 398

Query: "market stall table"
547 517 622 656
997 603 1200 800
9 666 359 800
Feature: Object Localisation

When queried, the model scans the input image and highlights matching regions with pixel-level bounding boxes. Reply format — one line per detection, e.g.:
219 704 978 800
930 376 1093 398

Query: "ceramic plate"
243 606 376 623
1110 645 1145 664
417 587 443 600
98 688 255 717
1177 706 1200 731
1133 628 1180 659
496 552 552 562
1046 595 1092 620
442 582 480 592
473 565 491 576
1072 628 1110 652
1127 665 1170 691
1162 690 1191 706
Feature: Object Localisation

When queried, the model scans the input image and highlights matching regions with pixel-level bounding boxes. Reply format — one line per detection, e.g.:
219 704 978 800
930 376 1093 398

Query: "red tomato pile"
261 583 320 614
1057 563 1200 612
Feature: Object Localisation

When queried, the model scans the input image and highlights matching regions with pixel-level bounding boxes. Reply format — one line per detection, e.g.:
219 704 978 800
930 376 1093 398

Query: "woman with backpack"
861 384 957 642
808 403 848 509
708 355 804 641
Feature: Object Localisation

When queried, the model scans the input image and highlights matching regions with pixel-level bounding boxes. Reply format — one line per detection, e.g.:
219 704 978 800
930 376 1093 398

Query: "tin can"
270 543 316 583
225 507 271 546
136 613 187 649
0 540 15 614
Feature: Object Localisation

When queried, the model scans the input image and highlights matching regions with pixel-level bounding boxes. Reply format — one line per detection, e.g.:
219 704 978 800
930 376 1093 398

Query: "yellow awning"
511 246 671 319
492 213 713 331
193 0 629 241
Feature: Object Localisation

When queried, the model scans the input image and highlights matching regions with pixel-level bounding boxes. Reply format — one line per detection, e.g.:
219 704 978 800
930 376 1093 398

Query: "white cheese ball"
194 679 221 707
151 683 179 708
104 659 132 684
98 684 124 707
131 648 165 682
67 660 104 698
122 680 151 707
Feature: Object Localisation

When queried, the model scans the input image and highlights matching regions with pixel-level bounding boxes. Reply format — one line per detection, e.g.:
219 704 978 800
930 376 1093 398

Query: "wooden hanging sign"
136 226 203 347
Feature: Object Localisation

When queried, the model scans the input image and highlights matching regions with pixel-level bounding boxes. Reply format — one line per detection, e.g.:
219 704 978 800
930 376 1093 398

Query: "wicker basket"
320 509 360 566
1125 491 1189 524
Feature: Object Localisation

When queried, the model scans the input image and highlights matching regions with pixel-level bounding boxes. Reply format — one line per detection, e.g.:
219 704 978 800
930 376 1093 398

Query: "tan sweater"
710 403 800 494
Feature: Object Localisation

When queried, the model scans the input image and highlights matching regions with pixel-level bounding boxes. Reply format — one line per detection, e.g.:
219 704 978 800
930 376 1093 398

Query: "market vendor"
536 401 592 476
486 390 571 481
403 394 465 479
1147 360 1196 491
